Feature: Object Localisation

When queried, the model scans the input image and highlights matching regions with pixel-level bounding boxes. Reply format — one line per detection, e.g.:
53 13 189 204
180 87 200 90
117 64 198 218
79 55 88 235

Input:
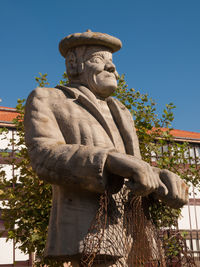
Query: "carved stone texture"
24 30 188 265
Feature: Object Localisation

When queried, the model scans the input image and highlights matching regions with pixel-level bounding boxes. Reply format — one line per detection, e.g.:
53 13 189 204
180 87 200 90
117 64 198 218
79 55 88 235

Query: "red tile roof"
0 106 199 141
0 106 18 127
170 129 200 141
0 106 16 110
154 128 200 142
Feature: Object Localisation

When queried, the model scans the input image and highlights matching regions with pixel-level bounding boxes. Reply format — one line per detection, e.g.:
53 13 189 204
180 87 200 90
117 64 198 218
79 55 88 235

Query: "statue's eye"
90 57 103 64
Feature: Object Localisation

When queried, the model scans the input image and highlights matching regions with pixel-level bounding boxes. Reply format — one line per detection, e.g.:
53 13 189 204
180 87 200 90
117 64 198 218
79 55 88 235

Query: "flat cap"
59 30 122 58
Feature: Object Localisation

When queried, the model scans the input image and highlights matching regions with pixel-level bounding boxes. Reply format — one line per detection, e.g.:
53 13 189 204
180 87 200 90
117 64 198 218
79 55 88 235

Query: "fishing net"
80 186 196 267
80 186 165 266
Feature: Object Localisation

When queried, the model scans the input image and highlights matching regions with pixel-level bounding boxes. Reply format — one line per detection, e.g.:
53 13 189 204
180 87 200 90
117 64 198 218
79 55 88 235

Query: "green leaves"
0 72 199 265
115 74 200 227
59 71 69 85
0 100 53 265
35 73 49 87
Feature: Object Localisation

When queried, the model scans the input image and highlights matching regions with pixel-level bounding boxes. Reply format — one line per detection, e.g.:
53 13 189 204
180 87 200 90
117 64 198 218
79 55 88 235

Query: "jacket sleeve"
24 87 114 193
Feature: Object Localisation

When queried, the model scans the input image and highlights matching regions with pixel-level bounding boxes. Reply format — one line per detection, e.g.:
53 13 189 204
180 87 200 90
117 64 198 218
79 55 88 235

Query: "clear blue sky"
0 0 199 132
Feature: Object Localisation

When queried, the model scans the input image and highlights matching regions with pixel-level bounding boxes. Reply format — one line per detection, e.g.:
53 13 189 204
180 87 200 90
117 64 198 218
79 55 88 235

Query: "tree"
115 75 200 227
0 73 199 266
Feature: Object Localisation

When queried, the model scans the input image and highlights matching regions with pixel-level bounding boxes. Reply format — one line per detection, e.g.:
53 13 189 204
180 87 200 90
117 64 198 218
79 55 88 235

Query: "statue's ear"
77 62 84 75
66 51 85 77
65 51 79 77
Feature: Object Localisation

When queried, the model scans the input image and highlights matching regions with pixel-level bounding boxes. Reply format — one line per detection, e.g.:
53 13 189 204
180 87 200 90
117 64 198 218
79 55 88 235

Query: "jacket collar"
55 84 138 156
56 84 115 146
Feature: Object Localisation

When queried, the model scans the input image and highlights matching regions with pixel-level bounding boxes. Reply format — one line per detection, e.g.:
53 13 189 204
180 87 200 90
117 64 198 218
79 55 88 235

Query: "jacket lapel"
107 97 141 158
77 94 115 145
56 85 115 146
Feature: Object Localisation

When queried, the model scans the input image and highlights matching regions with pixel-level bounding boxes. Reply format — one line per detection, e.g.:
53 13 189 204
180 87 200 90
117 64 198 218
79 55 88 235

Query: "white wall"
0 130 13 151
0 129 30 263
0 238 13 264
0 164 13 180
0 239 29 263
178 184 200 230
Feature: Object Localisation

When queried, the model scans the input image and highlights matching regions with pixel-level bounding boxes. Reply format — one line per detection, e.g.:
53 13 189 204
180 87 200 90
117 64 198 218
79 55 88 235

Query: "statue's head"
59 30 122 98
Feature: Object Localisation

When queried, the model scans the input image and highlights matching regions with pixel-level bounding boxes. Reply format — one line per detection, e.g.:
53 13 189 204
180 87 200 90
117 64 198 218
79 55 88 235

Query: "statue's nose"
104 62 116 73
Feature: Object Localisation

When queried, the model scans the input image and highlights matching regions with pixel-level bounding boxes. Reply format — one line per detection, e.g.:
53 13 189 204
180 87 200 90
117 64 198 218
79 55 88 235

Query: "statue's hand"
152 167 189 208
106 152 168 196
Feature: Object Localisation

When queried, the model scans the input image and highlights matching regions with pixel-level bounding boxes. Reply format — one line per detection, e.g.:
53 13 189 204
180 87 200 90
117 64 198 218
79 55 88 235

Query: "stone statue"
24 30 188 266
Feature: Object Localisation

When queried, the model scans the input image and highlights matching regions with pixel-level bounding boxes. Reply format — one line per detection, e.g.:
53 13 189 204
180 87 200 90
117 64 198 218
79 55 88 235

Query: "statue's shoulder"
29 86 64 98
26 87 70 105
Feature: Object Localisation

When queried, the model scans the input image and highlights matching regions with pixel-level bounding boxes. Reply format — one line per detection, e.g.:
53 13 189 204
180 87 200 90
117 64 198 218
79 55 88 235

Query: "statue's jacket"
24 84 141 259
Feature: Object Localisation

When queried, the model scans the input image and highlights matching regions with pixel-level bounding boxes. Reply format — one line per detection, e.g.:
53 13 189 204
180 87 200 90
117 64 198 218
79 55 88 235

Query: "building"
0 106 200 266
0 107 33 266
